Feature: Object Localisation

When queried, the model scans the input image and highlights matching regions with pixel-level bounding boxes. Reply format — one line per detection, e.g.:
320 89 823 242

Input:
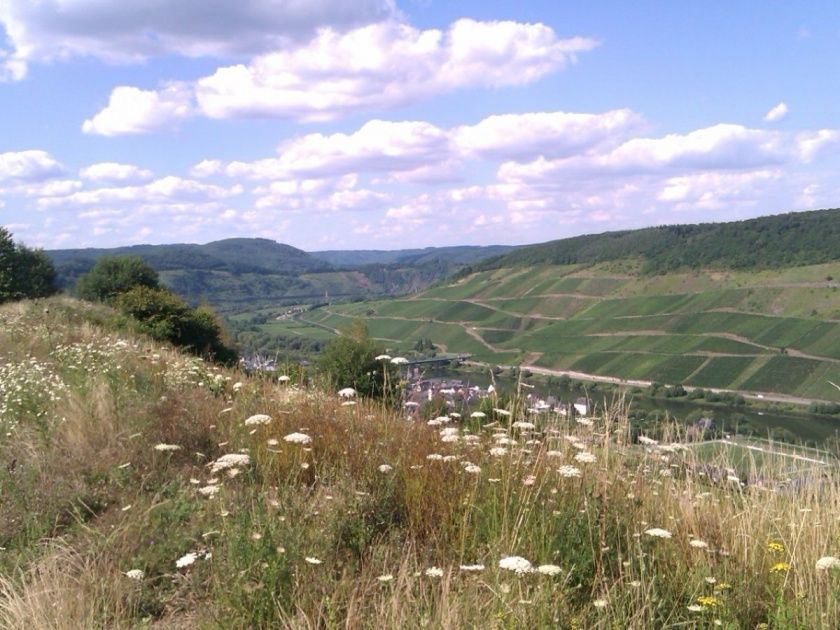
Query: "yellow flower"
770 562 791 574
767 541 785 554
697 595 721 608
713 582 731 592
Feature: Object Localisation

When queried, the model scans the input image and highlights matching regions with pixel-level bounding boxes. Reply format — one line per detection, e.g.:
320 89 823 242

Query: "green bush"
0 227 57 303
317 319 396 398
75 256 159 303
115 286 237 364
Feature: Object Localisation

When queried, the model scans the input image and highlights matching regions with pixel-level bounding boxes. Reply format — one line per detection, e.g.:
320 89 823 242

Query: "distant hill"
311 245 516 268
46 239 509 313
477 208 840 273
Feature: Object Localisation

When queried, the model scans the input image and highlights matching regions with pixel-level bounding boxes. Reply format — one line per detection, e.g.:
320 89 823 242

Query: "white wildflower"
523 475 537 486
489 447 507 457
459 564 485 572
154 443 181 452
558 465 582 478
644 528 672 539
816 556 840 571
374 354 392 361
244 414 272 426
424 567 444 578
124 569 144 580
305 557 322 565
338 387 356 398
210 453 250 474
198 485 220 498
176 553 198 569
463 463 481 474
638 435 658 445
377 573 394 582
689 539 709 549
378 464 393 473
512 421 535 430
574 451 597 464
470 411 486 419
537 564 562 576
499 556 533 575
390 357 409 365
283 432 312 445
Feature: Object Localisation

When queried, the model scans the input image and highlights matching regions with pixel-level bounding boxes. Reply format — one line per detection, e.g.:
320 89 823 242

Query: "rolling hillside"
283 261 840 401
47 239 508 313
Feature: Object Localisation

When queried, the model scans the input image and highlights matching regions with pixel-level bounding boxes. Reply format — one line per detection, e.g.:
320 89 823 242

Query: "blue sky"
2 1 840 251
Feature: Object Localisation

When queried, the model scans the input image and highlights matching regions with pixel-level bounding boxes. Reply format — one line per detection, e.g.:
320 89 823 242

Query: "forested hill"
477 208 840 273
311 245 515 268
48 238 330 286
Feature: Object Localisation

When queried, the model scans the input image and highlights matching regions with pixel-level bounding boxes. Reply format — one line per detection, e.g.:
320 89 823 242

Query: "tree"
75 256 159 303
0 227 57 303
115 286 237 364
318 319 394 398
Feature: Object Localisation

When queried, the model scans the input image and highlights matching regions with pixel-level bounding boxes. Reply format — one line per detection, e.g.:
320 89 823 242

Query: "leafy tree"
115 286 237 364
75 256 159 303
318 319 395 398
0 227 57 303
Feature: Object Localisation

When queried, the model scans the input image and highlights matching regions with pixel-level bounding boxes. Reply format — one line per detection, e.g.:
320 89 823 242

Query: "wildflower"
687 605 704 612
283 432 312 445
499 556 533 575
278 375 290 382
689 539 709 549
546 450 563 458
696 595 720 608
704 577 717 584
767 540 785 554
305 557 323 565
638 435 658 445
574 451 597 464
176 552 198 569
374 354 392 361
154 443 181 452
489 447 507 457
124 569 144 580
341 401 356 406
338 387 356 398
512 421 535 430
493 408 511 417
198 485 220 498
440 433 460 443
558 465 582 478
425 567 444 578
267 438 279 446
537 564 562 576
592 599 608 608
426 453 444 461
816 556 840 571
463 463 481 474
713 582 731 591
770 562 791 574
244 414 272 426
378 464 393 473
523 475 537 486
576 417 593 426
390 357 409 365
644 528 672 539
460 564 485 572
470 411 486 419
232 382 243 391
209 453 251 474
378 574 394 582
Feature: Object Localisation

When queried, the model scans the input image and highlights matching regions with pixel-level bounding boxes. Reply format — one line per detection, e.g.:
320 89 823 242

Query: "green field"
258 262 840 400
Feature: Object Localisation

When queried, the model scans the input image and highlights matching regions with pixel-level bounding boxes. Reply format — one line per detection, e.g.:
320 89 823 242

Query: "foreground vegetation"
2 297 840 628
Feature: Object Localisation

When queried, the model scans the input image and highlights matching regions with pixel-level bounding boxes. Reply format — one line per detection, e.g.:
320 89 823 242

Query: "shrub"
318 319 396 398
75 256 159 303
0 227 57 303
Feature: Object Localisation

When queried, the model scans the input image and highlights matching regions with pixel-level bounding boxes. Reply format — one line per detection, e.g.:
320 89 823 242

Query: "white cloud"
80 162 153 183
453 109 643 160
498 124 791 183
84 19 598 134
657 170 781 209
37 176 242 208
82 84 194 136
796 129 840 162
0 150 63 184
0 0 395 80
764 102 788 122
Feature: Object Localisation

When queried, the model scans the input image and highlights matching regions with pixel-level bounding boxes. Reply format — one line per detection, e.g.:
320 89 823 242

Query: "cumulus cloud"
764 102 788 122
0 0 395 80
37 176 242 208
80 162 153 183
84 19 598 134
0 150 64 184
82 84 194 135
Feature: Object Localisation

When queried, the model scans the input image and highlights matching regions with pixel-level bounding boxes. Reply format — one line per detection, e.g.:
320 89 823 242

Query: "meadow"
2 297 840 628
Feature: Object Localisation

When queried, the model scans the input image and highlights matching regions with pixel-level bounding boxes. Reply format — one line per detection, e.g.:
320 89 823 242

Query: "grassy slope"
290 261 840 400
2 297 840 628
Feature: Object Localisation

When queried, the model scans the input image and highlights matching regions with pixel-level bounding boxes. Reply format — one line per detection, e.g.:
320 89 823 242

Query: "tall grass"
1 297 839 628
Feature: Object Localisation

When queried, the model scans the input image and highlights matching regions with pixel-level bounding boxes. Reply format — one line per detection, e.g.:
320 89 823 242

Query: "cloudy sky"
2 1 840 251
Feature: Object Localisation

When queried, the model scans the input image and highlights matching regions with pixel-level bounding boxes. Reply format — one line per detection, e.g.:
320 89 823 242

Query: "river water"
419 366 840 445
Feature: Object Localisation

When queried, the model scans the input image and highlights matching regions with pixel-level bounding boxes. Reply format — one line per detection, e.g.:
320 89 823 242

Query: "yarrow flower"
154 443 181 452
124 569 145 580
463 463 481 474
305 557 323 565
176 552 198 569
283 432 312 445
489 447 508 457
198 485 220 498
470 411 486 419
644 528 673 539
689 539 709 549
558 465 582 478
574 451 597 464
425 567 444 578
638 435 659 445
499 556 533 575
377 573 394 582
244 414 272 426
537 564 562 576
816 556 840 571
209 453 250 474
378 464 393 473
